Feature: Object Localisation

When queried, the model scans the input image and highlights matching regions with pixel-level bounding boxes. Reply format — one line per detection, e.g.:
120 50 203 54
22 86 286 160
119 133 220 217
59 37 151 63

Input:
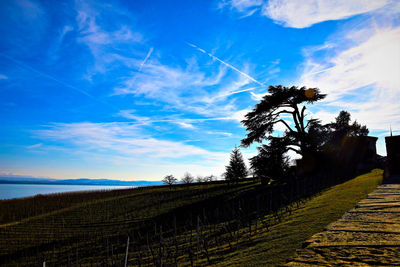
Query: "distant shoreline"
0 179 161 187
0 181 135 186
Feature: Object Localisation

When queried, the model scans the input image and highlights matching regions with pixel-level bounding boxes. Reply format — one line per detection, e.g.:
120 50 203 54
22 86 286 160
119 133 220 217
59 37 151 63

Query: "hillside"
0 170 382 266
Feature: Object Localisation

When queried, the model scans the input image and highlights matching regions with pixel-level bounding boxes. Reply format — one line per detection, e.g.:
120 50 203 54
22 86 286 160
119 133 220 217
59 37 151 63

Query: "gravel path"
286 184 400 266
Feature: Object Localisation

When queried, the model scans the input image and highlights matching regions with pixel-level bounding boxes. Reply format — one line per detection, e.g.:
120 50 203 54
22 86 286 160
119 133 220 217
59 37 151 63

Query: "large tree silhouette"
241 85 326 156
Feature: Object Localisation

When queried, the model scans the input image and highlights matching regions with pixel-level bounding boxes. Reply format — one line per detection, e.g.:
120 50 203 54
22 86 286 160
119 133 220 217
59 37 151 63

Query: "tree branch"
300 106 306 131
305 119 315 130
271 110 294 117
276 119 295 133
292 105 302 133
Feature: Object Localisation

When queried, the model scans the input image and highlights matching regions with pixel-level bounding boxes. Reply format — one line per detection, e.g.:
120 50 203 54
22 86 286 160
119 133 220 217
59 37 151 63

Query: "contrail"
216 86 262 98
138 47 153 71
0 52 119 111
187 42 265 87
305 66 336 76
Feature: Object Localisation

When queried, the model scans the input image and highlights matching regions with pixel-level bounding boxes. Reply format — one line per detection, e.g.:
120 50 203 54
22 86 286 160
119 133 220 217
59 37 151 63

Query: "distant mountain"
0 176 161 186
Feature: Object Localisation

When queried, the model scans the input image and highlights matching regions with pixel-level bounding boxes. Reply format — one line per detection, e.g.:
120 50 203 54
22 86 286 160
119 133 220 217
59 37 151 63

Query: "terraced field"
0 170 383 266
0 181 261 265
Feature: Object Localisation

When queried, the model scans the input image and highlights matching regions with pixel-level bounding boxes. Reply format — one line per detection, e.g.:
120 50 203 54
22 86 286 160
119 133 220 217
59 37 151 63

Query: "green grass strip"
213 169 383 266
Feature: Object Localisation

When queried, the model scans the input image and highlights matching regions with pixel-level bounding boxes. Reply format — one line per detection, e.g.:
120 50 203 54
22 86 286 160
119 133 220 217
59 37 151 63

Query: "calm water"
0 184 134 200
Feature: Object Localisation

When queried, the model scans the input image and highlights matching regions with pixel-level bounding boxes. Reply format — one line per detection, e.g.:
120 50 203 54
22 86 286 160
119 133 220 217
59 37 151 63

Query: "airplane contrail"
0 52 119 111
305 66 336 76
216 86 263 98
138 47 153 71
187 42 265 87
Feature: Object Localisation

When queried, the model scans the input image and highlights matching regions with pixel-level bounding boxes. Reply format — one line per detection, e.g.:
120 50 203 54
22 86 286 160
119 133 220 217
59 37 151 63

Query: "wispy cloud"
15 0 44 20
0 74 8 80
75 1 143 77
26 143 43 149
113 57 247 117
218 0 263 17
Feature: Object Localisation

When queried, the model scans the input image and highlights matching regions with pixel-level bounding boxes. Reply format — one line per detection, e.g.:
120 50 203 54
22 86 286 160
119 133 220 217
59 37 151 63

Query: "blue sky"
1 0 399 181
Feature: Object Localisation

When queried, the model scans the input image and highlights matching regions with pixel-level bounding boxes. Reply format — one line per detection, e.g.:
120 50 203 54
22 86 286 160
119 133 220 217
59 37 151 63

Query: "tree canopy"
162 175 177 186
250 137 290 184
181 172 194 184
241 85 326 156
224 146 248 182
327 110 369 141
241 85 369 182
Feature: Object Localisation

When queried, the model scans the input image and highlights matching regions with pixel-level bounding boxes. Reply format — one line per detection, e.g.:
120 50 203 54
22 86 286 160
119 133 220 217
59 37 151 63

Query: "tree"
328 110 369 139
224 146 248 183
162 175 177 187
196 175 204 183
204 175 216 182
250 137 290 184
181 172 194 184
241 85 326 156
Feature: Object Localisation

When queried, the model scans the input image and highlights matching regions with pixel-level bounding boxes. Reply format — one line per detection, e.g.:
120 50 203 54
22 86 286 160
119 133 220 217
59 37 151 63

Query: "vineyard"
0 170 383 266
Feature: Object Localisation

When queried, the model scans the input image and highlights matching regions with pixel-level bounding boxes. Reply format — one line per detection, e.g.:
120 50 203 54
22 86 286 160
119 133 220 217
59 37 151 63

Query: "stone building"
384 135 400 183
296 136 378 178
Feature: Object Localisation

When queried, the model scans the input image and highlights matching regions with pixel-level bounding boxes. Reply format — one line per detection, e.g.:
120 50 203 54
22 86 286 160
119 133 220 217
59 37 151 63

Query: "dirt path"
286 184 400 266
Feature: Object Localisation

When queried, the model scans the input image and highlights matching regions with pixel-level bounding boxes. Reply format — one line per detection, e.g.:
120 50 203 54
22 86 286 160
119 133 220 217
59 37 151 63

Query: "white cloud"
303 27 400 101
250 90 268 101
206 131 233 137
176 122 195 129
36 122 224 160
230 109 251 123
274 119 292 132
301 25 400 133
263 0 389 28
221 0 392 28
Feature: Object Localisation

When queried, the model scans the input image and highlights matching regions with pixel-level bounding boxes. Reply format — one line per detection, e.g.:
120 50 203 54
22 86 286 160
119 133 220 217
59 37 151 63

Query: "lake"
0 184 134 200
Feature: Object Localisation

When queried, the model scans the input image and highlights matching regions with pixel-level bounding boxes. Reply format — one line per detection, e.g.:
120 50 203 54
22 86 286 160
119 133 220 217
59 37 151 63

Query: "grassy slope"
213 169 383 266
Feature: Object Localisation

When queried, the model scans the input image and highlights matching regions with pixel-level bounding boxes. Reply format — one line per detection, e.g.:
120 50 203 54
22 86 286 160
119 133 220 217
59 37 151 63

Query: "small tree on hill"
181 172 194 184
162 175 177 187
224 146 248 183
196 175 204 183
204 175 216 182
